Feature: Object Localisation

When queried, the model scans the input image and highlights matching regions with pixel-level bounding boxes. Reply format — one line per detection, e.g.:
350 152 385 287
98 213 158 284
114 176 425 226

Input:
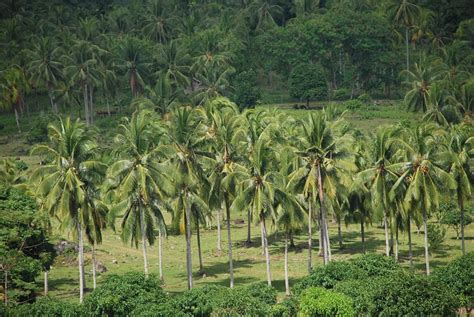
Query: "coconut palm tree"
248 0 283 32
30 117 101 303
27 37 63 113
0 66 29 132
231 135 277 286
438 125 473 254
392 124 455 275
132 75 179 117
194 66 234 106
105 110 170 277
142 0 173 43
155 39 191 90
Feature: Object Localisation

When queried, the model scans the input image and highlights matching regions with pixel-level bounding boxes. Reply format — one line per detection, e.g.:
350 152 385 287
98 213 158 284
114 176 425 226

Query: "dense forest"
0 0 473 316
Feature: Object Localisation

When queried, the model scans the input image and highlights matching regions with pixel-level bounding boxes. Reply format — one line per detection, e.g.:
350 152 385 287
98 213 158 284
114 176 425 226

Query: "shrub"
7 296 82 317
270 297 298 317
331 88 350 101
83 272 168 316
26 114 55 144
433 252 474 311
357 93 372 104
172 285 223 316
241 282 277 306
233 70 261 109
293 261 364 295
350 253 401 277
299 287 355 317
289 63 327 105
334 278 383 316
210 287 271 316
132 302 185 317
427 223 446 251
343 99 363 110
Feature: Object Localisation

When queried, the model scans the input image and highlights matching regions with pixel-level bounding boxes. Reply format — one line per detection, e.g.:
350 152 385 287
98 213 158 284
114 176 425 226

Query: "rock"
96 261 107 273
112 259 118 264
55 240 78 254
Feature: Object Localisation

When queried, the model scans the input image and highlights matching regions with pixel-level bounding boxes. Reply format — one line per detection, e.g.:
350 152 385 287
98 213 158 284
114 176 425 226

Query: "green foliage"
343 99 364 110
288 64 327 103
83 272 168 316
26 114 56 144
172 285 222 316
439 203 473 238
357 93 372 104
232 70 261 110
433 252 474 310
270 297 298 317
7 296 82 317
427 223 447 251
132 302 184 317
299 287 355 317
331 88 350 101
350 253 401 277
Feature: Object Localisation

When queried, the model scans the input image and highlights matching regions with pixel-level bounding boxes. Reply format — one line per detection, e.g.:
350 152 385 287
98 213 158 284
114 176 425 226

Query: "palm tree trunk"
92 244 97 289
360 219 365 253
422 208 430 275
185 193 193 289
48 87 58 113
307 199 313 273
83 84 90 126
405 27 410 80
284 232 290 296
216 209 222 252
324 219 331 262
246 208 252 245
224 193 234 288
290 231 295 248
4 271 7 305
459 195 465 255
106 99 111 116
408 214 413 267
317 164 328 265
44 271 48 295
395 224 399 262
14 108 21 133
158 230 163 281
384 213 390 256
260 220 265 255
196 218 203 273
140 207 149 277
89 87 94 125
261 216 272 286
77 221 85 304
337 217 342 249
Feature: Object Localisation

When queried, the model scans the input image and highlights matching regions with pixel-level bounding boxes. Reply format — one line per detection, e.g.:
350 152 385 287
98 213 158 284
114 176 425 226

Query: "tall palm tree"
31 117 101 303
27 37 63 113
231 135 278 286
356 127 404 256
0 66 29 132
155 40 191 90
105 110 170 277
206 98 247 288
168 106 208 289
142 0 173 43
132 75 179 117
194 66 234 106
392 124 455 275
248 0 283 32
439 125 473 254
389 0 420 78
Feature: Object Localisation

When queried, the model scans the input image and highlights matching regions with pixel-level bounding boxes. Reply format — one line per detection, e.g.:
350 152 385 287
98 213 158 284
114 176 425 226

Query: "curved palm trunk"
261 215 272 286
422 208 430 275
307 199 313 273
158 230 163 281
185 193 193 289
92 244 97 289
360 219 365 254
140 207 149 277
196 218 203 273
77 221 85 304
284 232 290 296
216 209 222 251
317 164 329 265
459 195 465 255
44 271 48 295
14 108 21 133
324 219 331 262
224 193 234 288
407 214 413 267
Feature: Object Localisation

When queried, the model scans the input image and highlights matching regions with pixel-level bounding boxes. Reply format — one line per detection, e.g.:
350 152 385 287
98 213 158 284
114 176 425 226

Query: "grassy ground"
42 214 473 302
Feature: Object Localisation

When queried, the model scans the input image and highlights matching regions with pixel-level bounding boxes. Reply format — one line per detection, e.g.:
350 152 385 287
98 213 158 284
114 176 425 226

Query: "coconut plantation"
0 0 473 316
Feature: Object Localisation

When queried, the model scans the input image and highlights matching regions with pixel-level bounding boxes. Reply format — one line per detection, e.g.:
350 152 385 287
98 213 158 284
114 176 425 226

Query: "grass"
41 213 473 302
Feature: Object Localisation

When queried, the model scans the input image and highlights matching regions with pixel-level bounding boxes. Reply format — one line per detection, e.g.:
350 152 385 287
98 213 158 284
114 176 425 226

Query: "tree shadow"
173 258 260 280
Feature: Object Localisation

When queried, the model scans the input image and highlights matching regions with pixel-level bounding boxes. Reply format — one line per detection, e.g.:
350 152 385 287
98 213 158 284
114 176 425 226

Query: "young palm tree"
105 110 170 277
231 136 277 286
31 117 101 303
155 40 191 90
392 124 455 275
194 66 234 106
439 125 473 254
0 66 29 132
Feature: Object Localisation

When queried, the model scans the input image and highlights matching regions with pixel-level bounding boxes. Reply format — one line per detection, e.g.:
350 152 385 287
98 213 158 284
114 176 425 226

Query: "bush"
289 63 327 104
427 223 446 251
293 261 365 295
7 296 82 317
439 203 473 239
270 297 298 317
350 253 401 277
210 286 272 316
331 88 350 101
132 302 185 317
233 70 261 109
334 278 383 316
172 285 223 316
357 93 372 104
83 272 168 316
343 99 364 110
26 114 55 144
299 287 355 317
433 252 474 311
241 282 277 306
